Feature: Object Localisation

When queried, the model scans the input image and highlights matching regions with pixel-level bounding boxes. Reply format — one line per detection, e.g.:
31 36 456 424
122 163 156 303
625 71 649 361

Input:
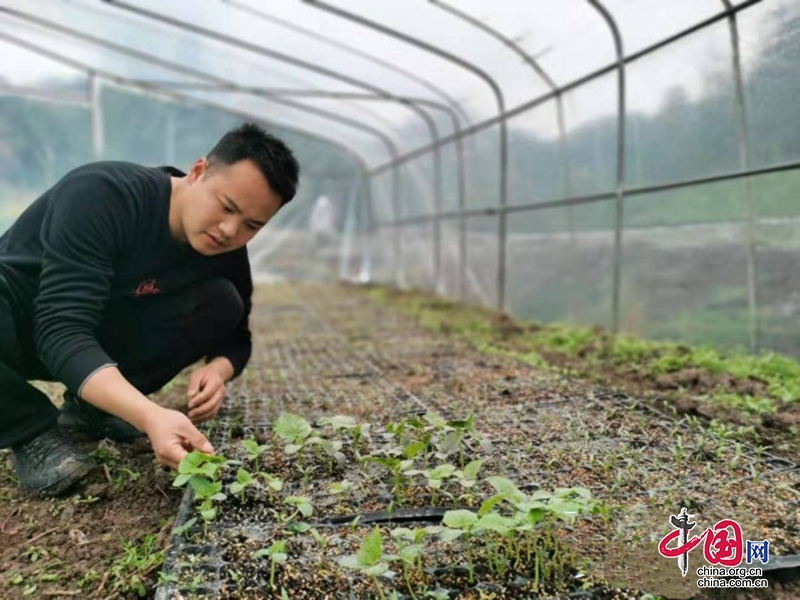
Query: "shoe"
58 392 144 442
12 427 95 496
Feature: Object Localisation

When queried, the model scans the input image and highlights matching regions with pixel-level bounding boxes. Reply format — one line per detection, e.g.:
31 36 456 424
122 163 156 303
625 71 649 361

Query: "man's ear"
187 157 209 183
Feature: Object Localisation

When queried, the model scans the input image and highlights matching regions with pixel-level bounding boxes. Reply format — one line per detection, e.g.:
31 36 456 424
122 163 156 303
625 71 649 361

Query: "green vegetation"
108 534 166 597
366 286 800 421
169 410 601 596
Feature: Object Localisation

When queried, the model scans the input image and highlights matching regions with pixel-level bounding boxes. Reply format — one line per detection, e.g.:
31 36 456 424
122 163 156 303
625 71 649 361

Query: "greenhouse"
1 1 799 598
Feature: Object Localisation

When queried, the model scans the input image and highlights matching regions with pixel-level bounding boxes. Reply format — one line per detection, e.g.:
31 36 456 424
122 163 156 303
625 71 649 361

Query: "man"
0 123 300 495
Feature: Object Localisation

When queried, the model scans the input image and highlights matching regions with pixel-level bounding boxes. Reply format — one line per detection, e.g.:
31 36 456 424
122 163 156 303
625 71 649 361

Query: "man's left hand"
187 359 233 422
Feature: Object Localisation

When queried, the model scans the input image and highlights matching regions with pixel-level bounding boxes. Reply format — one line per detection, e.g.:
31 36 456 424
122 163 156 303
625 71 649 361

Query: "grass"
365 285 800 419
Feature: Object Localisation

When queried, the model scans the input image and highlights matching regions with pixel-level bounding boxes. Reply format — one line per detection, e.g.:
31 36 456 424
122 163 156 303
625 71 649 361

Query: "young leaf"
274 413 312 443
358 527 383 566
402 441 427 459
190 477 221 499
486 476 523 503
429 464 457 479
474 513 514 536
438 528 464 542
284 496 313 518
462 459 483 481
318 415 357 430
442 509 478 530
478 493 506 517
172 473 192 488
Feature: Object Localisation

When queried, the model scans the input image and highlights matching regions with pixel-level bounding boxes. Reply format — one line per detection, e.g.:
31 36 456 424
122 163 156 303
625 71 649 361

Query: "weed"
108 533 166 597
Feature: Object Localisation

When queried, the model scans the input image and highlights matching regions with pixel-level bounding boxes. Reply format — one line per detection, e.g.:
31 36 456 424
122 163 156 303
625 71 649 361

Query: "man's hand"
186 359 232 423
143 407 214 470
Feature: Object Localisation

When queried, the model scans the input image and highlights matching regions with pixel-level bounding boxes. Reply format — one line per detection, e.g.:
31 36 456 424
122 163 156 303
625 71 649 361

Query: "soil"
2 282 799 599
0 376 193 598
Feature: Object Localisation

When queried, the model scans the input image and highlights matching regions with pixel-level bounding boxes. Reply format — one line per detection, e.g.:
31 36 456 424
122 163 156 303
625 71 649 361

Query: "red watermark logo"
658 507 770 578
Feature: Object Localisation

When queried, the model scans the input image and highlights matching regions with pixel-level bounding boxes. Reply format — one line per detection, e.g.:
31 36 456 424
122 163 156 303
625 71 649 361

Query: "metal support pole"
722 0 759 354
165 108 176 165
365 1 762 177
88 72 104 160
430 0 573 308
587 0 626 334
222 0 472 127
96 1 439 290
304 0 508 310
0 7 405 287
359 171 375 283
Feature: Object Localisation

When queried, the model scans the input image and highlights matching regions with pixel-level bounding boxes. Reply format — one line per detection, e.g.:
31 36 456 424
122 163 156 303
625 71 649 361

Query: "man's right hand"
143 407 215 470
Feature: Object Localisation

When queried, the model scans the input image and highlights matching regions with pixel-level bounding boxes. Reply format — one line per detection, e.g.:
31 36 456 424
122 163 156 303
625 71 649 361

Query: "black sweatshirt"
0 161 253 394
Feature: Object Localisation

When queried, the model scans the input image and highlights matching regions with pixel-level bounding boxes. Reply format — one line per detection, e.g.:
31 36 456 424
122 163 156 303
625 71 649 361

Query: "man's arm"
81 366 213 469
206 356 235 381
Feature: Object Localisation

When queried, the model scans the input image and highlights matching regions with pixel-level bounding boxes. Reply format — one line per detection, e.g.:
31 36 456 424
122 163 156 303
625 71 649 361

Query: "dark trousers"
0 276 243 448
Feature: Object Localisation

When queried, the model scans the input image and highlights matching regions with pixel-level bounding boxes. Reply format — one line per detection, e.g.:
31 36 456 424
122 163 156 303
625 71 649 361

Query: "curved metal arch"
367 1 762 176
428 0 574 305
0 5 405 279
100 1 441 158
0 29 371 174
427 0 571 194
0 28 383 283
0 7 403 283
303 0 509 309
100 0 451 288
0 84 88 106
0 7 402 168
586 0 626 334
221 0 473 128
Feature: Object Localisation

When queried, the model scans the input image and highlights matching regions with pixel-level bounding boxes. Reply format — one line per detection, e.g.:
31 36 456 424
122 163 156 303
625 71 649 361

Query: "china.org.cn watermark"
658 507 770 589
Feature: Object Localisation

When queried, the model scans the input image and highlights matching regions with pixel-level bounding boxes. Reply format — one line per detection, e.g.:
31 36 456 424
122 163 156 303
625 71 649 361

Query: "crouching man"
0 123 299 494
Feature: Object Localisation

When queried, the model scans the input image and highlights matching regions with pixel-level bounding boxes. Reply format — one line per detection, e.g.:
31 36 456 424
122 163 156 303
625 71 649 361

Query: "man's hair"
206 123 300 205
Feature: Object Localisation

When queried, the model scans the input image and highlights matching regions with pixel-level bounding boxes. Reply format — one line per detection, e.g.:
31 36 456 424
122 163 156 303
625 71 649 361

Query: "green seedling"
173 451 229 531
241 438 270 472
366 455 414 504
391 527 437 598
440 509 479 583
328 479 355 512
472 513 517 579
75 570 101 589
318 415 370 458
273 413 313 454
338 527 397 600
319 416 371 457
457 459 483 488
229 468 257 503
258 471 284 503
444 415 480 467
304 436 346 472
408 463 458 504
108 533 166 597
173 451 227 488
281 495 313 522
252 539 288 588
171 517 198 540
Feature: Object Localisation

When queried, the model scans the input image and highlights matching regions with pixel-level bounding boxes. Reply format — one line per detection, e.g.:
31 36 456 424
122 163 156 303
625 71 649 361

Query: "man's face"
181 158 283 256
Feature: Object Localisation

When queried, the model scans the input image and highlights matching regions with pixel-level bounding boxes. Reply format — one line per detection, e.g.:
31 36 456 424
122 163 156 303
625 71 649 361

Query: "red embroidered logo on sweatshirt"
134 279 161 297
